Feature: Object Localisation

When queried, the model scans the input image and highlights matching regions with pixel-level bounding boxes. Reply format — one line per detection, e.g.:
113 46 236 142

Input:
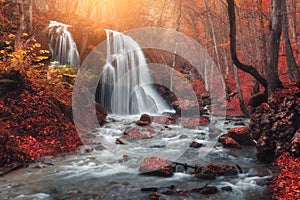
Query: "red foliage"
273 152 300 200
0 71 83 167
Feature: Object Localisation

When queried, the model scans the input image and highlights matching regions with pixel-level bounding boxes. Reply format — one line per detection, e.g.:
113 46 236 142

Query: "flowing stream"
0 115 274 200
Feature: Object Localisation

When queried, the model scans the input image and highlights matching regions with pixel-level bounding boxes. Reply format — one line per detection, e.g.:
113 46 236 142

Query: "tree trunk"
266 0 283 95
15 0 25 50
170 0 182 91
258 0 268 73
227 0 267 89
203 0 226 91
28 0 32 34
234 65 249 116
282 0 300 84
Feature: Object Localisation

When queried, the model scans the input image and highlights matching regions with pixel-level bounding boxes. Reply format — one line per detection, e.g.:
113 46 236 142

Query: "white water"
0 116 273 200
48 21 80 67
100 30 171 115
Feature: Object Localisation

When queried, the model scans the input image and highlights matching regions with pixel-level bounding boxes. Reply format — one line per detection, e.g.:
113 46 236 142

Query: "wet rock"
136 114 152 126
195 166 216 180
190 141 203 148
136 120 151 126
119 154 129 163
115 139 125 145
206 164 238 176
221 186 233 192
191 186 218 195
149 192 160 200
139 157 174 177
123 127 154 140
218 134 241 149
227 127 255 146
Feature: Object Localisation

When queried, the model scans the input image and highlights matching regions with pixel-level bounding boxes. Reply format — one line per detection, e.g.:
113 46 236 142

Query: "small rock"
115 139 125 145
191 186 218 195
195 167 216 180
218 134 241 149
136 120 150 126
206 163 238 176
190 141 203 148
123 127 154 140
149 192 160 200
221 186 233 192
227 127 255 146
136 114 152 126
139 157 174 177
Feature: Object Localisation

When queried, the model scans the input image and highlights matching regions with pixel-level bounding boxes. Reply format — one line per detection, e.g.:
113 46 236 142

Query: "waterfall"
48 21 80 67
100 30 170 115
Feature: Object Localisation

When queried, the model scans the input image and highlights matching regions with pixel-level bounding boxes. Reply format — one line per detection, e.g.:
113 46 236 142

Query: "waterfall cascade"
100 30 170 115
48 21 80 67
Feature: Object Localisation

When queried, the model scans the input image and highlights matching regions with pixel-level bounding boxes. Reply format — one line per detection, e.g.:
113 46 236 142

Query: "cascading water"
100 30 170 115
48 21 80 67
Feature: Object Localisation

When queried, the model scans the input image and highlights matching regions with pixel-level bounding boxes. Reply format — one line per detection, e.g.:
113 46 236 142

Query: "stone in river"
191 185 218 194
195 166 216 180
221 186 233 192
190 141 203 148
227 127 255 146
123 127 154 140
218 134 241 149
139 157 174 177
136 114 152 126
206 163 238 176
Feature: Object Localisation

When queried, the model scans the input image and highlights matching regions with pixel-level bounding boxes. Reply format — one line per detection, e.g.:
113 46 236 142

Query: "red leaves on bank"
273 152 300 200
0 70 83 167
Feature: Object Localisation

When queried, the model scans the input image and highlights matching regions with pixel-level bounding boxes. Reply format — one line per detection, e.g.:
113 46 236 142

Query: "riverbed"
0 115 274 200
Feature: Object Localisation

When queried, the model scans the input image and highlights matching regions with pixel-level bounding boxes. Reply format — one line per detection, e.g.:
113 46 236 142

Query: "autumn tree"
227 0 300 96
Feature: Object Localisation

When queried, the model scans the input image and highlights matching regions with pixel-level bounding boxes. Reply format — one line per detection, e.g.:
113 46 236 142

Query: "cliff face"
249 86 300 162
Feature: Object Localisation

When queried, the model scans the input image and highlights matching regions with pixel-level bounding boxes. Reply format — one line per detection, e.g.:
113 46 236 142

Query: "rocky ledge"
249 86 300 162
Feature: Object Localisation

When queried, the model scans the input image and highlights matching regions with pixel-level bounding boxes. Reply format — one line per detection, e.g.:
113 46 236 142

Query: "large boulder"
139 157 174 177
249 87 300 162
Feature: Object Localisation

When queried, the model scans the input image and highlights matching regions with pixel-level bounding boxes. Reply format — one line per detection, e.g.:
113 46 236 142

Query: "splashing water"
100 30 171 115
48 20 80 67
